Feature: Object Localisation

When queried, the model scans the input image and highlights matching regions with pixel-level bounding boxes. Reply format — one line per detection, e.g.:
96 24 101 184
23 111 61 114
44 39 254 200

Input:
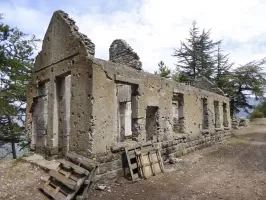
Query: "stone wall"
88 58 231 180
26 10 95 157
232 118 250 129
109 39 142 70
94 129 231 181
26 10 232 181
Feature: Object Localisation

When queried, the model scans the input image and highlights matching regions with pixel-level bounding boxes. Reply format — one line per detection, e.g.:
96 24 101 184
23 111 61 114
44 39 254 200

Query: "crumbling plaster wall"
90 59 231 180
27 10 95 157
91 58 173 154
90 58 231 155
27 10 232 180
175 84 231 136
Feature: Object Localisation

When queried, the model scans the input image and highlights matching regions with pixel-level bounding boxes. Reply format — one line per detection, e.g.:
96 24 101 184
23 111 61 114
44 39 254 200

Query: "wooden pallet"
125 144 164 181
40 153 98 200
125 146 143 181
138 148 164 179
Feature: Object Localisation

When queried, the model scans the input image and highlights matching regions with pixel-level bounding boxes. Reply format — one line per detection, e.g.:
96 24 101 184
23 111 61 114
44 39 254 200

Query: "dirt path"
90 118 266 200
0 119 266 200
0 159 46 200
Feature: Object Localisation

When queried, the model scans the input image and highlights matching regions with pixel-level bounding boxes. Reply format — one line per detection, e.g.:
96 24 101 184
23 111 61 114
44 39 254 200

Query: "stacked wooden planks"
40 152 98 200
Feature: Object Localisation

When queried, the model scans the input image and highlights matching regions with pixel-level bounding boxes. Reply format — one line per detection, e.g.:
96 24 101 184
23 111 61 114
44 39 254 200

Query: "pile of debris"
232 118 250 129
33 144 167 199
39 152 98 200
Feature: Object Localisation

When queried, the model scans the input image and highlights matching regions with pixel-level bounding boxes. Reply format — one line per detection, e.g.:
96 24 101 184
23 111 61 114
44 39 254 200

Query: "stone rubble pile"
109 39 142 70
232 118 250 129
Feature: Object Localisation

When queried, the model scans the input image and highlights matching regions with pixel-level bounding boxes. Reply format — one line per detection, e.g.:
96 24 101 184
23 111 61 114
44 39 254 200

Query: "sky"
1 0 266 73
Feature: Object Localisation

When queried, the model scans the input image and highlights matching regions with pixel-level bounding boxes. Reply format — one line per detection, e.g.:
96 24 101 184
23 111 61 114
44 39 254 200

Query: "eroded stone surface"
109 39 142 70
26 10 232 181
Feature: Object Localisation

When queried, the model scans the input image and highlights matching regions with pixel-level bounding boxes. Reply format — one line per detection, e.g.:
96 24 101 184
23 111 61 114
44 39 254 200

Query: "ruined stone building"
26 10 231 180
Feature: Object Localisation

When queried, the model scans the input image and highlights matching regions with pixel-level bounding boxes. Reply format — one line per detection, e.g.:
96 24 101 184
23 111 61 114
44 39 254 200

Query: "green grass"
228 135 250 145
12 157 27 167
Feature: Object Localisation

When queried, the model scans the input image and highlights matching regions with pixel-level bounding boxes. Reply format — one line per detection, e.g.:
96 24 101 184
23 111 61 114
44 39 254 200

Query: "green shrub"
249 109 264 121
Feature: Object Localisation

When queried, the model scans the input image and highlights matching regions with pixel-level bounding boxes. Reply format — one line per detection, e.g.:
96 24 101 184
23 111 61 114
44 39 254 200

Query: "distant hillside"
236 97 262 118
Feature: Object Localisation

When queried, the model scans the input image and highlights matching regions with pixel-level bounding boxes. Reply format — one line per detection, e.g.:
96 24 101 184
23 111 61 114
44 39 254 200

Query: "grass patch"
228 135 250 145
12 157 27 167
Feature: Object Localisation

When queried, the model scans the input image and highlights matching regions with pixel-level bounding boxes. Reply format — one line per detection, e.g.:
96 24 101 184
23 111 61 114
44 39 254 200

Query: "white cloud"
1 0 266 72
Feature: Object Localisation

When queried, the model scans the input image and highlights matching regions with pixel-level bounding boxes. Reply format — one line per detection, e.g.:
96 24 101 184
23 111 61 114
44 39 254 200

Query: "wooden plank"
127 150 136 156
41 184 66 200
151 152 161 174
132 173 139 180
129 154 135 159
141 154 152 178
49 170 77 190
58 168 69 176
78 166 97 200
147 152 155 176
69 174 81 182
125 148 139 181
66 152 98 171
128 147 155 156
135 152 143 178
130 163 138 170
58 159 89 175
157 149 165 173
139 148 157 155
140 162 159 167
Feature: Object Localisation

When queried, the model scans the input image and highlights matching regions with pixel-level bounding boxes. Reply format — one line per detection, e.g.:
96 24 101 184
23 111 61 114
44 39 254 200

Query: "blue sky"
1 0 266 72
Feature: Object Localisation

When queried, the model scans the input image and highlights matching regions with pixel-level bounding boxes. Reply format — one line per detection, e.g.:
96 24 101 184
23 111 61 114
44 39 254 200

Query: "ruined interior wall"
91 59 173 155
26 10 94 157
90 59 231 181
174 84 231 136
89 65 231 155
26 10 232 181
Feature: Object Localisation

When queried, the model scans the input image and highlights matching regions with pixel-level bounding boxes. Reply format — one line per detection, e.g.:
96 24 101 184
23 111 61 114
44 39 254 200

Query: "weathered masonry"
26 10 231 180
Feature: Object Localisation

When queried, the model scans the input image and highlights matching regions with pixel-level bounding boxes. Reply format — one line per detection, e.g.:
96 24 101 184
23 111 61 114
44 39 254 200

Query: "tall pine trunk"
7 116 17 159
11 140 17 159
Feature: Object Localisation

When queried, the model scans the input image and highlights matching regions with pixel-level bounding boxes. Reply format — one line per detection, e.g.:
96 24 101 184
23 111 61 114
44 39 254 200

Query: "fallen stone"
169 156 183 164
96 185 107 191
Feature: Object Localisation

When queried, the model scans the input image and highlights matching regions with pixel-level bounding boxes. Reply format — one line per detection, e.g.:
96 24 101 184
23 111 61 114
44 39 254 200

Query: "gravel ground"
0 159 46 200
90 118 266 200
1 118 266 200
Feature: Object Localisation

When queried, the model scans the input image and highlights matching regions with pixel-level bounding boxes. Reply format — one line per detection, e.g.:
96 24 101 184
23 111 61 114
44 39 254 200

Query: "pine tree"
197 30 220 79
154 61 171 78
173 21 218 80
228 59 266 116
173 21 200 80
214 42 234 89
0 15 39 159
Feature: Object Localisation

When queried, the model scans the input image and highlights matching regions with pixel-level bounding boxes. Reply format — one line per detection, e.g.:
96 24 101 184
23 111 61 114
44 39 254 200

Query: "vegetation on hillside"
0 14 39 159
155 21 266 117
249 100 266 120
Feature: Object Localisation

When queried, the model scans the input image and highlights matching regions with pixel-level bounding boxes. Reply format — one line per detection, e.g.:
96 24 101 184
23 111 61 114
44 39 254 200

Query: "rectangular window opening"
214 101 220 128
145 106 159 141
202 98 208 130
223 103 228 127
32 81 49 148
53 74 71 156
117 83 138 142
172 93 185 133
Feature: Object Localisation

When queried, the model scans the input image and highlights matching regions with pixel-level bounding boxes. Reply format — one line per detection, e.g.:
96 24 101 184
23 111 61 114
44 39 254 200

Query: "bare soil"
0 159 46 200
90 118 266 200
1 118 266 200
